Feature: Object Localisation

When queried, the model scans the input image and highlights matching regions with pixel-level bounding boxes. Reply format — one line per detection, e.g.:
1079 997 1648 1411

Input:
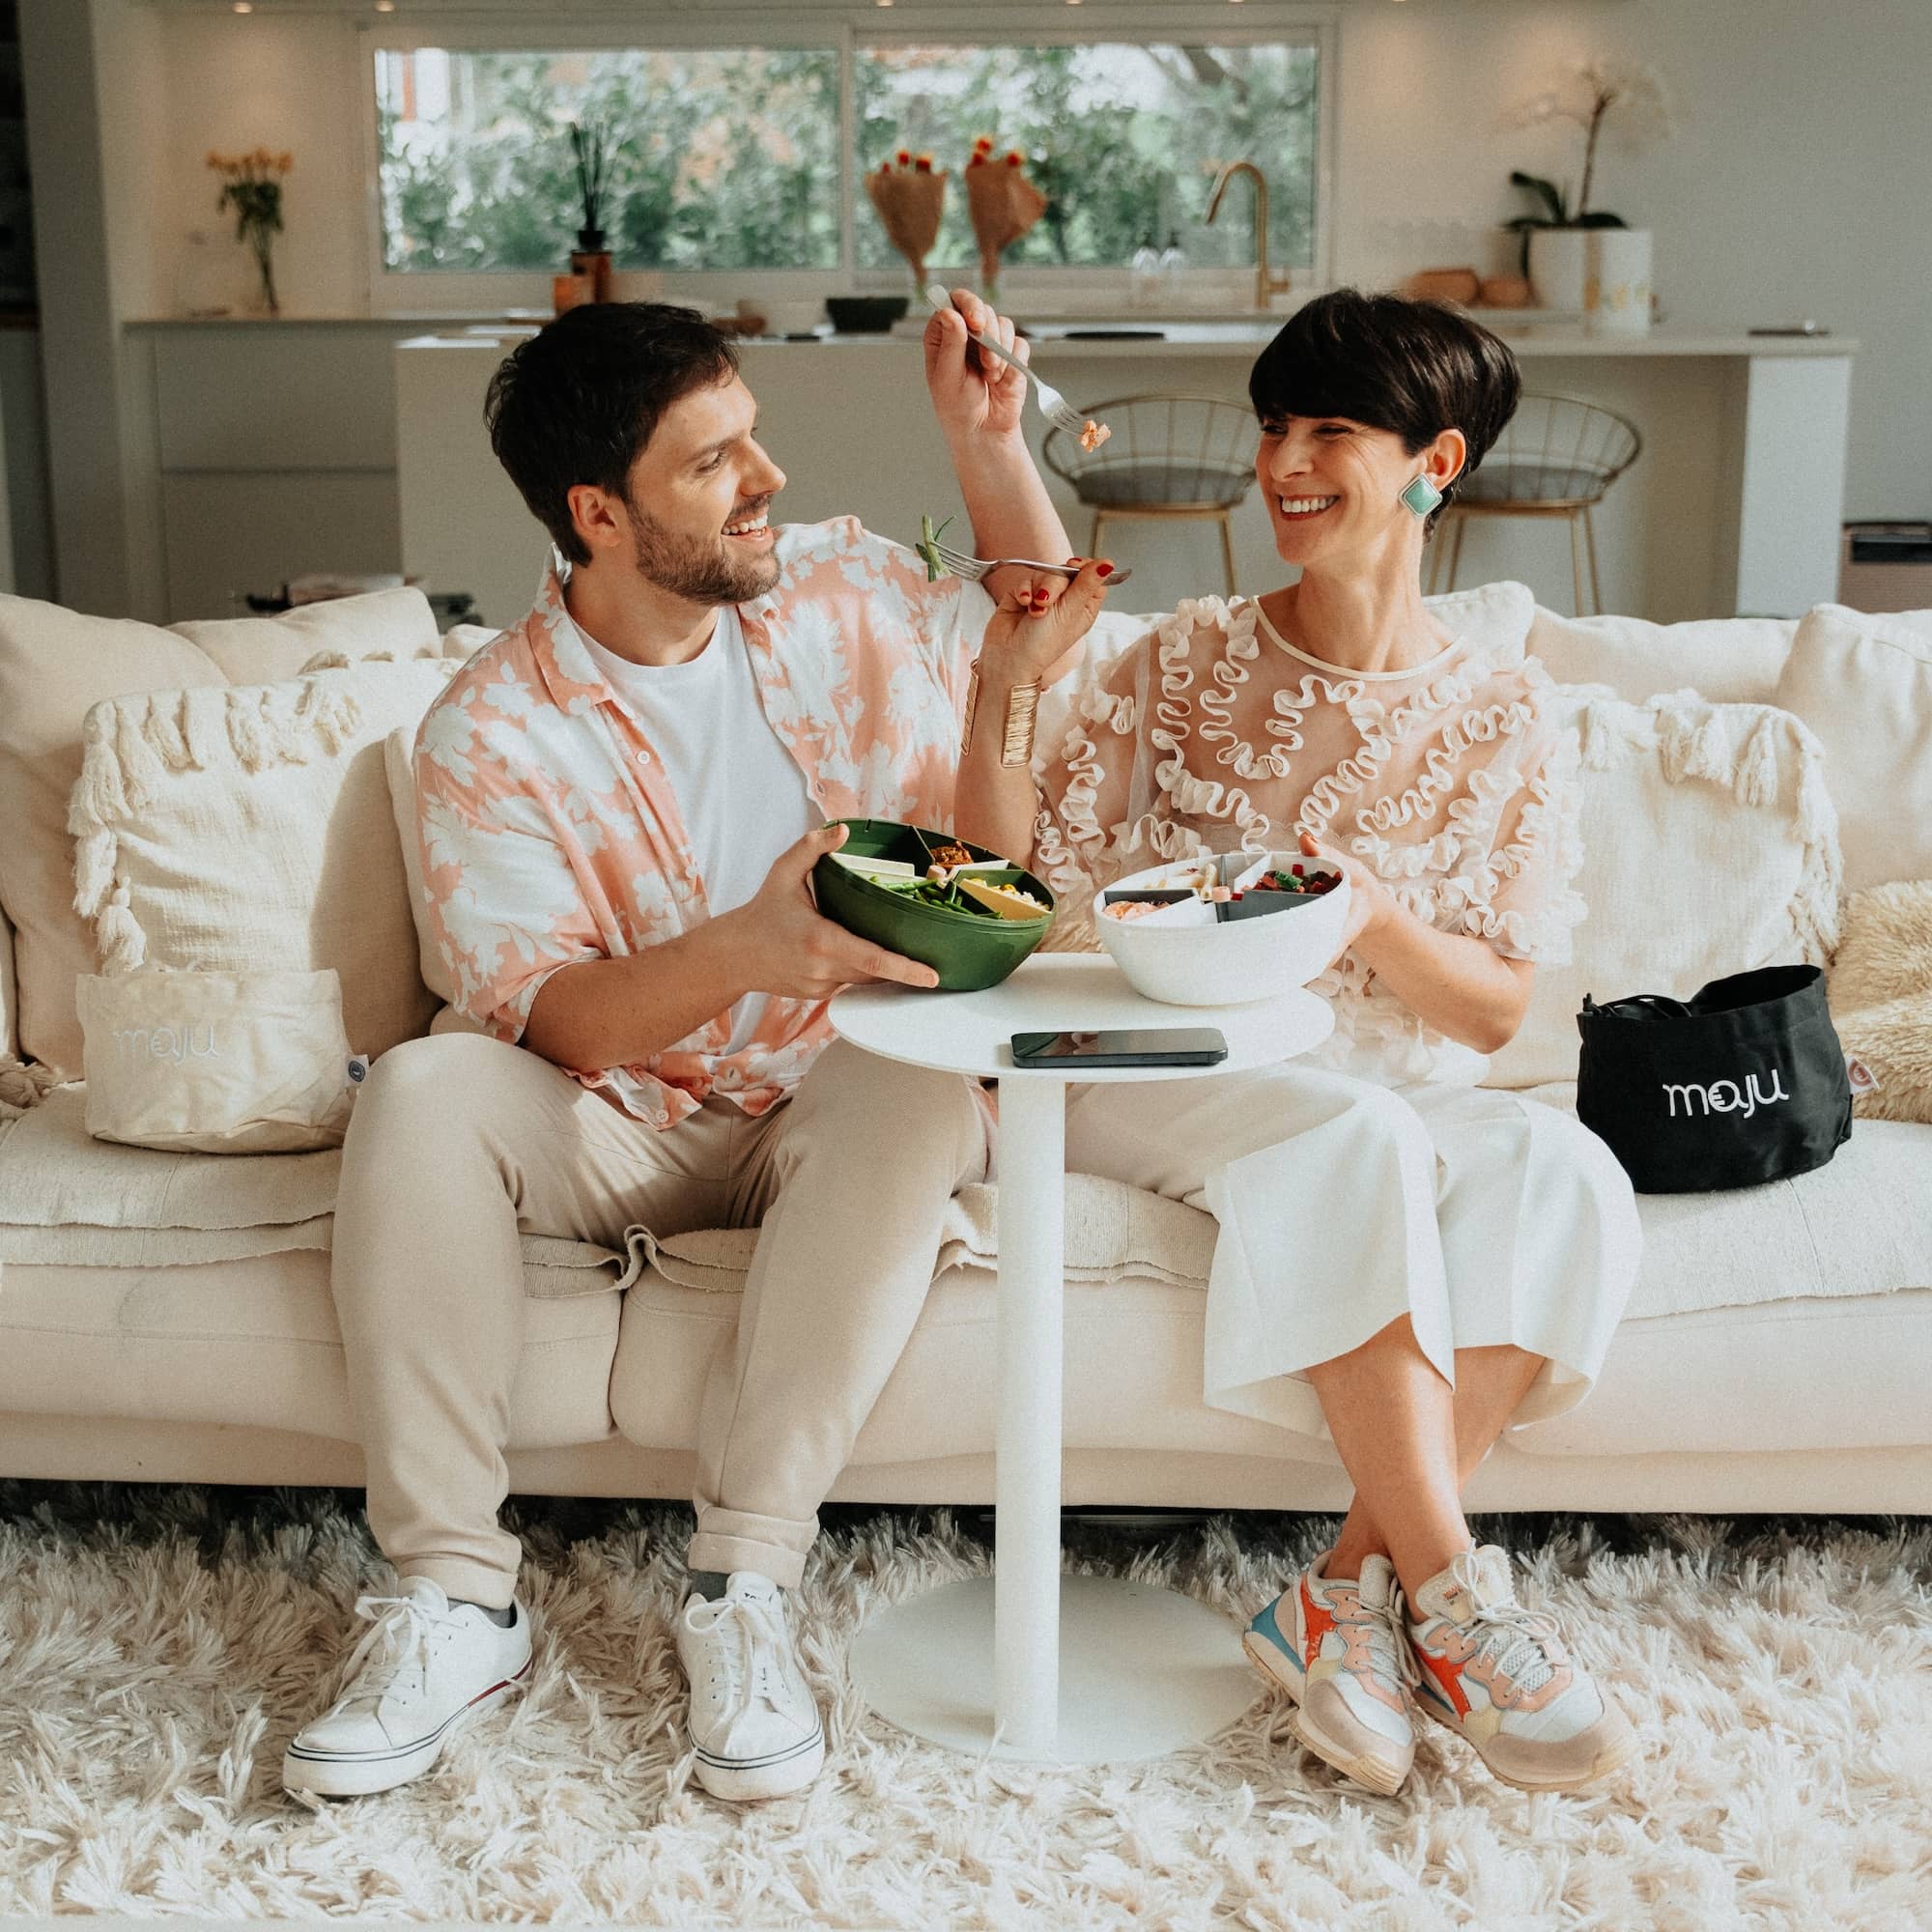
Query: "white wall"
153 13 367 321
1333 0 1932 524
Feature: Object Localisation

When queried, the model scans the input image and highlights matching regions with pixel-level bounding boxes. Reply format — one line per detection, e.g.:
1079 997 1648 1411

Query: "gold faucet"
1207 160 1293 311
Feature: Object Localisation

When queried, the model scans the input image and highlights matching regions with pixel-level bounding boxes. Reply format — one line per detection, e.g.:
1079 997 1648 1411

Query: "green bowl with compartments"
811 817 1056 991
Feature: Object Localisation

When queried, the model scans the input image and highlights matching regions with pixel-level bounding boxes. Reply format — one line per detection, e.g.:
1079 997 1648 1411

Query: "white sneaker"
282 1577 533 1798
676 1573 825 1802
1408 1546 1637 1793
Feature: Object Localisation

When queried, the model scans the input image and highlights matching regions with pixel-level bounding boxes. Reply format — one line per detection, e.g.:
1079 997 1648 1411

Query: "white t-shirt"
573 604 815 1053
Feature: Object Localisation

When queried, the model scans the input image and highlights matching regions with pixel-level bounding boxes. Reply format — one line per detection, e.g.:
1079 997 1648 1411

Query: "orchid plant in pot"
1504 58 1672 323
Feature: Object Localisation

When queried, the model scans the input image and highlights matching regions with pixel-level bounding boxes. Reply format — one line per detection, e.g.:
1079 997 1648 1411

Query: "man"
283 296 1091 1804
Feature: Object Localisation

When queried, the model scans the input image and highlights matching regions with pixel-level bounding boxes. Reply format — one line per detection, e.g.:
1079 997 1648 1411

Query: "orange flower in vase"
207 146 292 314
866 147 948 296
964 139 1045 304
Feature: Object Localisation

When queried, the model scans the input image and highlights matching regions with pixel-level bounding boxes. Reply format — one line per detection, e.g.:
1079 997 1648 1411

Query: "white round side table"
831 952 1333 1764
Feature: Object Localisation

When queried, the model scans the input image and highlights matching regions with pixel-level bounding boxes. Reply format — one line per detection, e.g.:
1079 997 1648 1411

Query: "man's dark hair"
484 301 741 565
1247 289 1520 530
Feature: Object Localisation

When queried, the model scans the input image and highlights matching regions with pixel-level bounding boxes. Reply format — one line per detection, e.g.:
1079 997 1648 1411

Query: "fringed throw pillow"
1484 689 1841 1091
68 655 458 1067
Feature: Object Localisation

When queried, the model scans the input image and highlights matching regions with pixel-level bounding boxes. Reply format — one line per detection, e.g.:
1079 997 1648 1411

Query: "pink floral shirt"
414 518 993 1129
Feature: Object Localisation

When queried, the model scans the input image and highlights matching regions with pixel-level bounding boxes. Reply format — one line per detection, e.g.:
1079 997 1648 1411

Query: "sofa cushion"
0 589 441 1081
1773 603 1932 894
68 657 458 1067
168 586 438 685
0 1253 619 1449
1526 608 1796 705
0 600 223 1081
76 966 355 1154
1482 690 1840 1090
0 1082 639 1293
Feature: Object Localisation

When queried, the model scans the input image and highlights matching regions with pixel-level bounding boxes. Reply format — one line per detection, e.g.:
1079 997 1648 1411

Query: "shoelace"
1443 1552 1563 1695
1339 1584 1423 1697
685 1590 791 1713
331 1591 453 1712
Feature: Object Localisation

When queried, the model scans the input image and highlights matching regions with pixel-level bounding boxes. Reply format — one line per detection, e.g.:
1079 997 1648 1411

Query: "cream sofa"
1 582 1928 1518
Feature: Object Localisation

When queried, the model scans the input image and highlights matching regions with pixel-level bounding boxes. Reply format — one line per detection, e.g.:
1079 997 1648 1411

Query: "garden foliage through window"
375 38 1321 279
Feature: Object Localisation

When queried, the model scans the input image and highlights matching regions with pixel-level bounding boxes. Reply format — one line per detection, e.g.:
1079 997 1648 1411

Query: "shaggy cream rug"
0 1487 1927 1931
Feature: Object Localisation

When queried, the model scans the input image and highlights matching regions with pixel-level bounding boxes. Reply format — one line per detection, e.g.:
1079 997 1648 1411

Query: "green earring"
1400 474 1443 518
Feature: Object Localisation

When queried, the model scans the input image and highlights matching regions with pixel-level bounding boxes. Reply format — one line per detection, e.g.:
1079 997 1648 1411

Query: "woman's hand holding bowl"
1298 829 1396 968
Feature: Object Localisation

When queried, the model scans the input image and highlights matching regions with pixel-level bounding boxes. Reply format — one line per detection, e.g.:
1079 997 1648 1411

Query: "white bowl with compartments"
1092 852 1351 1007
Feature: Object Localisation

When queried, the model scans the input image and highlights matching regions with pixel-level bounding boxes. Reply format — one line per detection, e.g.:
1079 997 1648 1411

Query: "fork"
924 282 1093 440
927 537 1131 588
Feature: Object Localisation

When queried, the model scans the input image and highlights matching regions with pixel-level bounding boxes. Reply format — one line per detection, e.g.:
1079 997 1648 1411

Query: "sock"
688 1570 731 1602
452 1598 516 1628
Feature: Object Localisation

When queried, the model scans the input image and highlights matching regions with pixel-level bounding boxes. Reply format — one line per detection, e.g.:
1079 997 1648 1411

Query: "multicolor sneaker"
1407 1545 1637 1793
1244 1551 1419 1796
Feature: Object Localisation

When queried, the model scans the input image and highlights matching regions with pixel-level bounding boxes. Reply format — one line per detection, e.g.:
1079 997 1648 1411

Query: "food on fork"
1079 417 1112 453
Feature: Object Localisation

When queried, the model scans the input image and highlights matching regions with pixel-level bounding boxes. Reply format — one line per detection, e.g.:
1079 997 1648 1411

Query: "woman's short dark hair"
1247 289 1520 529
485 301 741 565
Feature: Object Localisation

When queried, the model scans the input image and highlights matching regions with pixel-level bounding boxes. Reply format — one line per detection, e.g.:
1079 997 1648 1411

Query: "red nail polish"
1096 561 1115 578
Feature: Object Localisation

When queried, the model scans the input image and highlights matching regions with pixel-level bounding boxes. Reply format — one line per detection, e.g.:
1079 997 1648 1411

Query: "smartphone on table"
1009 1027 1229 1070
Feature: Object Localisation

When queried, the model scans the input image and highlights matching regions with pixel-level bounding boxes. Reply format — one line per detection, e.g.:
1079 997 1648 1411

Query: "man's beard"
625 494 781 604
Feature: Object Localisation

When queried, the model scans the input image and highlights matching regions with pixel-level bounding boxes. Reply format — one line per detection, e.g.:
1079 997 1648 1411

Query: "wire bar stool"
1043 393 1258 596
1427 394 1642 615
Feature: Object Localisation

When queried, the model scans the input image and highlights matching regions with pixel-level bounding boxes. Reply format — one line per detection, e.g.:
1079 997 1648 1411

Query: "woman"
954 290 1642 1799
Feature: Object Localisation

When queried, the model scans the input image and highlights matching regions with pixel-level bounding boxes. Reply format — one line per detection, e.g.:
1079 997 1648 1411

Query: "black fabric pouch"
1575 964 1853 1193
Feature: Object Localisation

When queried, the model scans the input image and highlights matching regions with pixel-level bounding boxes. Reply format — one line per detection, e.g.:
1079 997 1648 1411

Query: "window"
854 43 1319 276
368 17 1326 294
377 47 842 272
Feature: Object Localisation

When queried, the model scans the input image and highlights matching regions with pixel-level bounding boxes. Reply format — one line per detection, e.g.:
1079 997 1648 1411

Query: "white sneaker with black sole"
282 1577 533 1798
676 1573 825 1802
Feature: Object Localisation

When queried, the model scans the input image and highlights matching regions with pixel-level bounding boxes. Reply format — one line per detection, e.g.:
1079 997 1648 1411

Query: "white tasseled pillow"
68 656 459 1065
1773 604 1932 894
1483 687 1841 1091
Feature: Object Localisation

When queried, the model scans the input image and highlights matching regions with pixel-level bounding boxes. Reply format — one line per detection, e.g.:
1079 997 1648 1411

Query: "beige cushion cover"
1483 689 1840 1090
1527 608 1796 706
1774 604 1932 894
0 589 439 1079
0 599 222 1079
168 588 438 684
0 1254 620 1451
69 658 457 1065
77 967 355 1153
1828 880 1932 1124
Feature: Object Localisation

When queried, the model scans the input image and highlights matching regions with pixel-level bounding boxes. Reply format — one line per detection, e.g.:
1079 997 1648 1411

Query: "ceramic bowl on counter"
1092 852 1350 1007
812 818 1055 991
825 296 912 334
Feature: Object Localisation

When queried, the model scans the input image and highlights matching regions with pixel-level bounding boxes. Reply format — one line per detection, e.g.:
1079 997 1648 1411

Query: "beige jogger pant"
331 1031 990 1606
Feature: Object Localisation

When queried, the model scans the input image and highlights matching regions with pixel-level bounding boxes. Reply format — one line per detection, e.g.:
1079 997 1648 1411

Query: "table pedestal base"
849 1575 1263 1764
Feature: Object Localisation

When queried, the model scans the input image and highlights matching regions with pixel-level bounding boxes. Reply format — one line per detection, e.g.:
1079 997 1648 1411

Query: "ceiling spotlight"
375 0 395 11
232 2 252 12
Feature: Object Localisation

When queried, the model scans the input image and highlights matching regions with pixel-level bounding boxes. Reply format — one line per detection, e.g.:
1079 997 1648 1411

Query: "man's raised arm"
923 289 1072 596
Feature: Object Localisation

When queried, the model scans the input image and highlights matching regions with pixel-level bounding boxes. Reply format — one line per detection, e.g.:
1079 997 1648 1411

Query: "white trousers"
1062 1064 1643 1443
